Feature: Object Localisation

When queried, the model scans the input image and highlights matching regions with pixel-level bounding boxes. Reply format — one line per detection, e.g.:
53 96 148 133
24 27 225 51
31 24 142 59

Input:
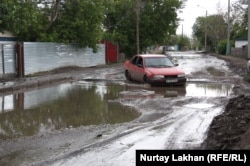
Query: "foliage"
206 67 225 76
217 39 228 55
192 14 227 52
230 0 248 39
168 34 191 50
40 0 105 51
192 0 248 52
0 0 105 51
1 0 184 53
103 0 185 56
217 39 234 55
243 73 250 83
0 0 45 41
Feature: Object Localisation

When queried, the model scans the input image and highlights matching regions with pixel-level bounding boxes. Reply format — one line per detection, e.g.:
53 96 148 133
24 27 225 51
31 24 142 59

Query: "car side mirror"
137 64 143 68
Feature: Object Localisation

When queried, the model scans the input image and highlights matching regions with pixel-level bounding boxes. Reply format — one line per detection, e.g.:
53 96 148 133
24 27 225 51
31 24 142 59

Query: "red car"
124 54 186 86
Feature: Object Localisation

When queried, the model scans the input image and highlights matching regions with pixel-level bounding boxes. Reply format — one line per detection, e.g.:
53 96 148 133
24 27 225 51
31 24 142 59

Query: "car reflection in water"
120 85 186 99
120 82 233 99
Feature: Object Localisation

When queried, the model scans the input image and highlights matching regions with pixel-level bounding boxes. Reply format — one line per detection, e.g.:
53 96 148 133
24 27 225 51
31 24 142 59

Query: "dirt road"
0 52 250 166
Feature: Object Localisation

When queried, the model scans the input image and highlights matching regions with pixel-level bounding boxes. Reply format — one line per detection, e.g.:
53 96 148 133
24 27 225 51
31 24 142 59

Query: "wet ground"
0 52 249 165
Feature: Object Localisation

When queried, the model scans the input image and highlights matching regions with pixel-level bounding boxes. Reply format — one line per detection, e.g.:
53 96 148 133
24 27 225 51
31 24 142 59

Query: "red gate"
102 40 119 63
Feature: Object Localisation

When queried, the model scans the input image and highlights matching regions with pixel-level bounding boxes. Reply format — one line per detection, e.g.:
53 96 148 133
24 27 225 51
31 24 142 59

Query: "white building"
235 37 248 48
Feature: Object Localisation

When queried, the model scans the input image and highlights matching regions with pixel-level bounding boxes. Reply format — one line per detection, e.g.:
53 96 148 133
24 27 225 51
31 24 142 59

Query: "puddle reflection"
0 81 233 140
0 82 140 140
186 83 233 97
121 83 233 98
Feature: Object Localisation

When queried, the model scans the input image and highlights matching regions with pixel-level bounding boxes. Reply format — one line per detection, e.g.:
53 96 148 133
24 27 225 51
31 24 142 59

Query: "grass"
206 67 225 76
243 73 250 83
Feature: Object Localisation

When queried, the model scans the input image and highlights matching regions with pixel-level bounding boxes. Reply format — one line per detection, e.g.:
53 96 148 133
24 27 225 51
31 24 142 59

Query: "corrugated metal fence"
24 42 105 75
0 42 106 77
0 43 16 77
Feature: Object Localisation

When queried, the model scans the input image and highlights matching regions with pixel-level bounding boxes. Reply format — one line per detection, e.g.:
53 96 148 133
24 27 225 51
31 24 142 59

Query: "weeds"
207 67 225 76
243 73 250 83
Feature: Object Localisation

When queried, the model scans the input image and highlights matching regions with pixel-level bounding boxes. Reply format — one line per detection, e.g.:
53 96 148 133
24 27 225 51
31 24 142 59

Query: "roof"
0 31 16 37
139 54 166 58
235 36 248 41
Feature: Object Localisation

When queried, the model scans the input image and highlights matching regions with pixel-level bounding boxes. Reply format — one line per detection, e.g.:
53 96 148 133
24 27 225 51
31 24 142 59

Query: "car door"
129 56 139 79
134 56 146 82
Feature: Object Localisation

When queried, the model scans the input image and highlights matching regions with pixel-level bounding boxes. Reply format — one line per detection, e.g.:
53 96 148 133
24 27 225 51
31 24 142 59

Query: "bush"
243 73 250 83
217 40 227 55
217 39 234 55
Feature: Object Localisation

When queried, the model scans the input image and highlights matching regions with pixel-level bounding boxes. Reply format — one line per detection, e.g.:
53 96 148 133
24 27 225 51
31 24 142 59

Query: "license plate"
166 79 177 83
166 90 178 95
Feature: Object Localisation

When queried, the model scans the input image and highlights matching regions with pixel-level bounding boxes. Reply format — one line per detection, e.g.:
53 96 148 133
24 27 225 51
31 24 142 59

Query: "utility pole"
136 0 141 54
248 0 250 59
226 0 231 55
205 10 207 53
197 5 207 53
181 24 183 51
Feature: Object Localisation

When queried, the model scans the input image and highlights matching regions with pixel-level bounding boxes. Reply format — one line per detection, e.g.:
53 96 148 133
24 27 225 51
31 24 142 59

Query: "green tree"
0 0 105 51
103 0 185 56
230 0 248 39
0 0 45 41
192 14 227 52
168 34 191 50
40 0 105 51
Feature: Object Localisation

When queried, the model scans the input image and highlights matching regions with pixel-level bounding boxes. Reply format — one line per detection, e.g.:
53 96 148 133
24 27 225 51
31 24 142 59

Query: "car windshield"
144 57 175 68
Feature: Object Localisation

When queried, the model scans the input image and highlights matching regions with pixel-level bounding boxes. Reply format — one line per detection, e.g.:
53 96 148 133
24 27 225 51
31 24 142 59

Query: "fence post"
16 42 24 78
1 44 5 78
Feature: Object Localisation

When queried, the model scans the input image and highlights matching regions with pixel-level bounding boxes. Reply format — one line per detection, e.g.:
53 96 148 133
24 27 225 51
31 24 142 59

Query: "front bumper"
148 77 187 86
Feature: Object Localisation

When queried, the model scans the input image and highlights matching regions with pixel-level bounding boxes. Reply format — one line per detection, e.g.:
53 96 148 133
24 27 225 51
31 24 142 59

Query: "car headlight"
178 74 185 78
153 75 165 79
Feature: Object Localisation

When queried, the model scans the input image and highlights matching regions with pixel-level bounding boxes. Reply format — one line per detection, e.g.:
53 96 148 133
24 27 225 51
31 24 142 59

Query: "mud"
0 53 250 165
201 95 250 150
201 55 250 150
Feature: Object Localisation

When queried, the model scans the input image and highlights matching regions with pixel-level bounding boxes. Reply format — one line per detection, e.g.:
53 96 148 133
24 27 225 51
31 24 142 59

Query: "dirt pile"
201 55 250 150
201 95 250 149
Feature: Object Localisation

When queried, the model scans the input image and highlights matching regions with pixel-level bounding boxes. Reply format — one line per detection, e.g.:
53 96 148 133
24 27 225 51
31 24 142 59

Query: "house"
0 31 17 43
235 36 248 48
231 36 248 59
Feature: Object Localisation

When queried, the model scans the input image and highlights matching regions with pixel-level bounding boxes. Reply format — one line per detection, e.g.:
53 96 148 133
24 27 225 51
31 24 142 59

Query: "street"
0 51 243 166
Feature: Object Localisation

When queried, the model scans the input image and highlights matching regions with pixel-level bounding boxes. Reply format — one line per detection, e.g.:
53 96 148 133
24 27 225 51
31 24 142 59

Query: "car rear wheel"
125 70 132 81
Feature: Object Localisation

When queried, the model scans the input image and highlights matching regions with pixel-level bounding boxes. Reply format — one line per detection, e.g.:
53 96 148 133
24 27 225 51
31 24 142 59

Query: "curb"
0 75 73 94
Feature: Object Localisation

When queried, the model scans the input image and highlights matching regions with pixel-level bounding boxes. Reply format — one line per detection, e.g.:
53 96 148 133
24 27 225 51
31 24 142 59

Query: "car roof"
137 54 167 58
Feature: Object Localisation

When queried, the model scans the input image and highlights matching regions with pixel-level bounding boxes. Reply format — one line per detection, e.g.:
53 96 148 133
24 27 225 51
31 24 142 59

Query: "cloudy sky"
176 0 239 36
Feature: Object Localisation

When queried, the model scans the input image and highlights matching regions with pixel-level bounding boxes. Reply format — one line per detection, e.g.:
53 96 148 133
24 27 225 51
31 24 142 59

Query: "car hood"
146 67 184 75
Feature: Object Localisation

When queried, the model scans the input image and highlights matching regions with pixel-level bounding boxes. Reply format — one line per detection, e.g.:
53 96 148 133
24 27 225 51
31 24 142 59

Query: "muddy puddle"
122 82 233 98
0 81 233 140
0 81 140 140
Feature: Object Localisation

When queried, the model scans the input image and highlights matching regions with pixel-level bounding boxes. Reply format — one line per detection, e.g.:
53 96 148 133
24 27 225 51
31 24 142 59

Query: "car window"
144 57 174 67
137 57 143 66
131 56 138 65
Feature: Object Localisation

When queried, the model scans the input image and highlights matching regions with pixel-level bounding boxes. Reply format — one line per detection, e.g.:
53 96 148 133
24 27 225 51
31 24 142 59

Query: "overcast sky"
176 0 239 36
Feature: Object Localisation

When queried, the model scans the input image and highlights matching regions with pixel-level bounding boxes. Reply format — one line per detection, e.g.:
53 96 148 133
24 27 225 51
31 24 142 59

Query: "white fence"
0 43 16 77
23 42 105 75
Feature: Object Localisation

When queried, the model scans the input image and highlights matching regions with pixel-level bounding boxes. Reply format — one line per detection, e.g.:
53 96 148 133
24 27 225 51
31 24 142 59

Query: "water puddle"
0 81 233 140
185 83 233 97
121 83 233 98
0 82 140 140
